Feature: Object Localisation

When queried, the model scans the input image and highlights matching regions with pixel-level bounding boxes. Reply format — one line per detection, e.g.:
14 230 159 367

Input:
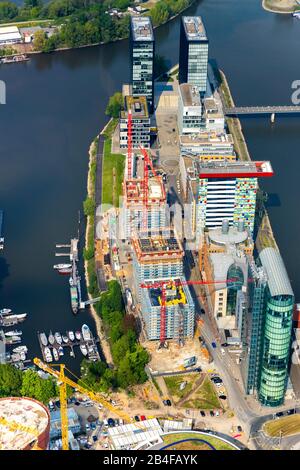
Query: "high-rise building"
186 160 273 241
130 16 155 113
240 248 294 406
179 16 209 94
120 95 151 150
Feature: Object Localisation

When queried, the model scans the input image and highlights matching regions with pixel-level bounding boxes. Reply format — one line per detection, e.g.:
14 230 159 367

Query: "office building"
179 16 209 94
179 131 235 158
178 83 202 135
203 96 225 132
130 16 155 113
120 95 151 149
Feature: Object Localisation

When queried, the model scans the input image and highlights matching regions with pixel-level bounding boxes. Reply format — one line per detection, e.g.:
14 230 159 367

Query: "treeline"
0 364 58 404
81 281 149 392
0 0 194 52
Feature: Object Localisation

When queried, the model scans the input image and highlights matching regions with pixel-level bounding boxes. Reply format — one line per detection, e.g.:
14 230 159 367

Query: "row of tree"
81 281 149 391
0 364 58 404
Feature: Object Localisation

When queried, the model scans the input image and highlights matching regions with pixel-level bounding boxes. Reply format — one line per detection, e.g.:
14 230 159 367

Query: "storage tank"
0 397 50 450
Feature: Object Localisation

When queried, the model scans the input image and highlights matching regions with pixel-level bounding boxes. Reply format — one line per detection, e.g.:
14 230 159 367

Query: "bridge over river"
224 106 300 116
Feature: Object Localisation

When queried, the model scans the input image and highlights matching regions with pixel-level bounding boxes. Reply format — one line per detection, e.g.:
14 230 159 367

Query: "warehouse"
108 418 163 450
0 26 22 46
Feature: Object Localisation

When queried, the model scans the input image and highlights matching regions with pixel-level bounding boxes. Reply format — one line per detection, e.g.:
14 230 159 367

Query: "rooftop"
132 229 184 262
0 397 50 450
208 224 249 247
108 418 162 450
259 247 294 298
182 16 207 41
197 160 273 178
121 95 149 119
124 177 166 205
146 279 189 307
131 16 154 42
180 131 234 146
179 83 201 107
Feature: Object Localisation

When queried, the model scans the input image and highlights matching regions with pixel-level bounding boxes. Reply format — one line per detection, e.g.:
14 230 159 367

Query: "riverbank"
262 0 298 14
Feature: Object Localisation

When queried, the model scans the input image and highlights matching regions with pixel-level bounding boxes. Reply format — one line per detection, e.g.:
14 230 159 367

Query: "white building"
178 83 202 135
180 131 235 158
108 419 163 450
0 26 22 46
203 96 225 132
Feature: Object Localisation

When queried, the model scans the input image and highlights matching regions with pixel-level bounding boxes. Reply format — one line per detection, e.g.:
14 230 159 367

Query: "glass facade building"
179 17 209 94
130 17 155 113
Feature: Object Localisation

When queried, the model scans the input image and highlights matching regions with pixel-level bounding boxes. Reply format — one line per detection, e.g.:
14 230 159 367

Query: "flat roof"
122 95 149 119
131 16 154 42
124 177 166 205
179 83 201 107
0 397 49 450
132 229 184 262
0 32 22 41
180 132 234 145
0 26 19 34
182 16 208 41
259 247 294 298
197 160 273 178
208 225 249 246
108 418 162 449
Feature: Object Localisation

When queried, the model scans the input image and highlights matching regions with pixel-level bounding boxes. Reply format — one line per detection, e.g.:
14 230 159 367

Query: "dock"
0 210 4 250
37 330 101 363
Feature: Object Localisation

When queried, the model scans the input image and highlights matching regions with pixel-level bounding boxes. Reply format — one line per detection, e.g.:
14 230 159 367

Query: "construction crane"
140 277 243 347
127 109 133 178
33 357 142 451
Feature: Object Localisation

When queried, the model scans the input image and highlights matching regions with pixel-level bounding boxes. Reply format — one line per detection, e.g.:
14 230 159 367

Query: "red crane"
127 109 133 178
140 277 243 347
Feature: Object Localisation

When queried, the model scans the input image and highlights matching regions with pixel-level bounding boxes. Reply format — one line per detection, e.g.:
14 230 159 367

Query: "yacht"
48 331 55 345
44 347 53 363
80 344 88 356
81 324 91 342
5 330 22 337
39 332 48 346
53 348 59 361
54 332 62 345
68 331 75 342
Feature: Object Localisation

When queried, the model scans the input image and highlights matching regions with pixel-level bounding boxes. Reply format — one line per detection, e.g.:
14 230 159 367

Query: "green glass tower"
258 248 294 407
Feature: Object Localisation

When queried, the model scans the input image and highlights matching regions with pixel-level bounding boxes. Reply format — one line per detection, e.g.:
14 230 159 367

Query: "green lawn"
164 374 199 403
102 138 125 208
162 432 236 450
184 377 221 410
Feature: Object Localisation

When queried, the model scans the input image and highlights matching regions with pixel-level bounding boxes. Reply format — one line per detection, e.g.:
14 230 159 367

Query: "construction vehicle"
33 357 142 451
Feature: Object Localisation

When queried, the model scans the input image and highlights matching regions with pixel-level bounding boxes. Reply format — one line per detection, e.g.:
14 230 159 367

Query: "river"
0 0 300 374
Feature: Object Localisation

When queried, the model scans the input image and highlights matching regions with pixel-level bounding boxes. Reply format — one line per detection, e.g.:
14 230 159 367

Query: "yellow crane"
33 357 139 451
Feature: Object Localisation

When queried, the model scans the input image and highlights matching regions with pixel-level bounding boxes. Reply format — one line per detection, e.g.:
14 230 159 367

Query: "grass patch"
264 415 300 437
162 432 236 451
164 374 199 403
183 377 221 410
102 138 125 208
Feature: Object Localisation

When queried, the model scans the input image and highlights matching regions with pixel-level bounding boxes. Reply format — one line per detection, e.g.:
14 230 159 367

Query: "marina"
37 324 100 363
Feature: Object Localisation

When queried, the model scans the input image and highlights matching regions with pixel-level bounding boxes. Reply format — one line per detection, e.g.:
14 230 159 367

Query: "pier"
0 210 4 250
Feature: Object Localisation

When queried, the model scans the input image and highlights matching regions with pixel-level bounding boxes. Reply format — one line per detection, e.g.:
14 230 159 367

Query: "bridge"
224 106 300 116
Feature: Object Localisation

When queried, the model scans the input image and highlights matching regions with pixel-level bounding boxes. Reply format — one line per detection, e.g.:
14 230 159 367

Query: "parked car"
215 411 220 417
237 425 243 432
163 400 168 406
166 399 172 406
221 342 228 347
85 424 90 432
219 395 227 400
211 342 217 349
200 411 206 417
107 418 115 427
92 435 98 442
210 411 214 417
140 415 146 421
134 415 140 422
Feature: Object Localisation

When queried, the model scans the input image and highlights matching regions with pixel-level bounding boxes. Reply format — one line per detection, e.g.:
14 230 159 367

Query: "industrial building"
178 83 202 135
239 247 294 407
0 26 22 46
120 95 150 149
0 397 50 450
185 159 273 241
179 16 209 94
130 16 155 113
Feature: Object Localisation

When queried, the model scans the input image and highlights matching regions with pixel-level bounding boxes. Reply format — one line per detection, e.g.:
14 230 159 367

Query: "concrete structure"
162 419 193 433
0 26 22 46
130 16 155 113
50 407 81 439
178 83 202 134
179 131 235 158
203 96 225 132
120 95 150 150
108 418 163 450
0 397 50 450
186 160 273 240
258 248 294 407
179 16 209 94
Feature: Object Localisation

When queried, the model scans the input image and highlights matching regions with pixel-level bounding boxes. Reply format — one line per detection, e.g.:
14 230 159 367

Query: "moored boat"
54 332 62 344
59 268 72 275
39 332 48 346
44 347 52 363
58 346 64 356
53 348 59 361
48 331 55 345
5 336 21 344
53 263 72 270
80 344 88 356
75 331 81 341
81 324 91 341
62 335 69 344
68 331 75 341
0 308 12 315
13 345 28 353
5 330 22 337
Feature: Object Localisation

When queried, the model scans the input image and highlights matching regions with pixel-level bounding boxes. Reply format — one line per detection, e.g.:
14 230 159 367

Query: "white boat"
53 263 72 270
54 332 62 344
20 351 26 361
48 331 55 345
0 308 12 315
44 347 53 363
69 277 74 287
293 11 300 18
81 324 91 341
13 345 28 353
58 346 64 356
53 348 59 361
4 313 27 321
5 330 22 337
75 331 81 341
68 331 75 341
62 335 69 344
80 344 88 356
5 336 21 344
39 332 48 346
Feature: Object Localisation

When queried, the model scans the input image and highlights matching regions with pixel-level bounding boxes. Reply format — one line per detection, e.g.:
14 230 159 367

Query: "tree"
33 30 48 52
0 364 23 397
83 196 95 216
20 370 58 404
105 92 123 119
150 2 170 26
0 2 18 21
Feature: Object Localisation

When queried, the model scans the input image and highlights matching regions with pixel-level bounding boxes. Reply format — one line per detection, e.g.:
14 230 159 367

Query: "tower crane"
33 357 142 451
140 277 243 347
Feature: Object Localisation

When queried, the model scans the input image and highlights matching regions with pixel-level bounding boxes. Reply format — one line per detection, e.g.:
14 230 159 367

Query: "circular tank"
0 397 50 450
